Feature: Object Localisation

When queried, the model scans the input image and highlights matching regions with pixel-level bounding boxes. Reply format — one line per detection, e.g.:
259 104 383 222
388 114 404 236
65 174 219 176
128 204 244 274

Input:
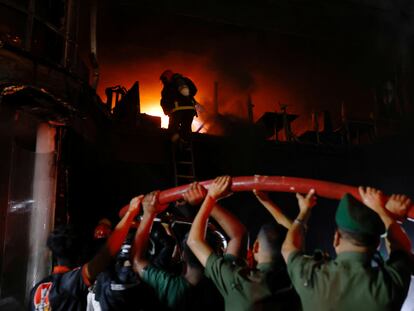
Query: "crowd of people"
29 176 413 311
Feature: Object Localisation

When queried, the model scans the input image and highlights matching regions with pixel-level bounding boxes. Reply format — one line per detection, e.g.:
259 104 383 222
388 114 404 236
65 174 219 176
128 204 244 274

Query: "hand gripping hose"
119 176 414 221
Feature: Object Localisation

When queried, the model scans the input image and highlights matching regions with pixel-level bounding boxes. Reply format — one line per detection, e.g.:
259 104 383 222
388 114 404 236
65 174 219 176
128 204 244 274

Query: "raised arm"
183 182 246 258
359 187 412 254
84 195 143 284
281 189 316 263
253 190 293 229
187 176 232 266
210 201 246 258
132 191 165 277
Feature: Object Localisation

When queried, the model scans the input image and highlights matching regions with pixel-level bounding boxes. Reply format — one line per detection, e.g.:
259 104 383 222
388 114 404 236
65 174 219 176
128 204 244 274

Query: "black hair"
257 222 287 261
47 224 81 262
181 230 224 269
338 228 380 249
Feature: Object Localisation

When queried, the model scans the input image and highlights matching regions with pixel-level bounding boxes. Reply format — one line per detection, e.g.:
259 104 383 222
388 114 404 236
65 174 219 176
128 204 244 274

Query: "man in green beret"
281 187 412 311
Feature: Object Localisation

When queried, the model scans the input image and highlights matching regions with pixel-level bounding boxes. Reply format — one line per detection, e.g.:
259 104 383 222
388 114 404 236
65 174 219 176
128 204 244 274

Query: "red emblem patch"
33 282 52 311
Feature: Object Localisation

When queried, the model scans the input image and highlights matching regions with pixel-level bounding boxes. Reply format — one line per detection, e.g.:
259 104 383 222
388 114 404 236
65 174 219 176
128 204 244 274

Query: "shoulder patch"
33 282 52 311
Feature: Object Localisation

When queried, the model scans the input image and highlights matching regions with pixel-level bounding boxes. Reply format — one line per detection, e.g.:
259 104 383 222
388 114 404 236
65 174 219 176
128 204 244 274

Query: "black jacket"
160 74 197 115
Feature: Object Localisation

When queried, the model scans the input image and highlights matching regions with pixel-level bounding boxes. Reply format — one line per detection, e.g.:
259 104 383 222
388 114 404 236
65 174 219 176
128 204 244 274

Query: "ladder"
172 140 196 186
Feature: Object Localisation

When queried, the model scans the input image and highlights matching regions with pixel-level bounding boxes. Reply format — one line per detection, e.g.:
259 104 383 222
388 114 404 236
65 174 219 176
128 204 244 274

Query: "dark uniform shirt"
142 264 224 311
160 74 197 116
287 250 412 311
91 266 162 311
205 253 298 311
142 265 190 309
29 266 89 311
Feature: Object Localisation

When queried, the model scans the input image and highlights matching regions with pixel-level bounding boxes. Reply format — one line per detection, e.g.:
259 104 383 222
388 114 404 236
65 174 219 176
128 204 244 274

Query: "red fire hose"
119 176 414 221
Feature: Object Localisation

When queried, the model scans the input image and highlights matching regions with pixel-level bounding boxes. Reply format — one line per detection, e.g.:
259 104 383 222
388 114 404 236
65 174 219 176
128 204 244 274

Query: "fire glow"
143 104 169 129
142 104 205 132
96 20 382 139
96 54 373 138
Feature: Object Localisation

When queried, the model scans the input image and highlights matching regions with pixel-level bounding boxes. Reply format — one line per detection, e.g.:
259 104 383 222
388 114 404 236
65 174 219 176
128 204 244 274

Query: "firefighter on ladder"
160 70 198 142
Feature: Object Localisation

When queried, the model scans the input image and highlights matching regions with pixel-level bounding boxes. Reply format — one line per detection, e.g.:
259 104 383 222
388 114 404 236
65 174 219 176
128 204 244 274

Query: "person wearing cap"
187 177 301 311
281 187 412 311
159 69 197 141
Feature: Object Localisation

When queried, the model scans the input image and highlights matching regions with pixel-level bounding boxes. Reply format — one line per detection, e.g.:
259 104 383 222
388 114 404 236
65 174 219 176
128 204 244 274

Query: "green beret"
335 193 385 236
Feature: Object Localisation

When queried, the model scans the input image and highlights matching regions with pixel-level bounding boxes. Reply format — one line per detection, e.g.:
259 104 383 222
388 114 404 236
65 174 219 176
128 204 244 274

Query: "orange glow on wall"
143 104 169 128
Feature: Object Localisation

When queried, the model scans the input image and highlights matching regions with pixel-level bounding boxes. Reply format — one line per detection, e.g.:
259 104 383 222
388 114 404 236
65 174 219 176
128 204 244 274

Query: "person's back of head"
93 218 112 240
336 228 380 249
160 69 175 84
256 222 287 263
254 223 300 309
335 194 385 251
47 224 81 266
181 230 225 270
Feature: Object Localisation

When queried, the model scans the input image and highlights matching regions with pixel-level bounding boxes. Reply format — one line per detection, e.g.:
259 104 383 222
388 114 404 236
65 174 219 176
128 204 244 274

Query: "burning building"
0 0 414 307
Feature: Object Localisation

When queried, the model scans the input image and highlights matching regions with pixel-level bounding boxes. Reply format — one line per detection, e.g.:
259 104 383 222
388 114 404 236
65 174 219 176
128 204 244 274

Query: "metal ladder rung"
173 139 196 186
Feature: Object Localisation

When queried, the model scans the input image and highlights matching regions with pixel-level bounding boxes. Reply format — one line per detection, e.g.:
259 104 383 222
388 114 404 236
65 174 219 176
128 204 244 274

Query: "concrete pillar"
25 123 57 298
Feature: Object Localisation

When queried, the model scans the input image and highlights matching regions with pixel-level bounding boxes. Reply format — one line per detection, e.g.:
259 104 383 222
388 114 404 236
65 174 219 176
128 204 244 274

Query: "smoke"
96 7 407 136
